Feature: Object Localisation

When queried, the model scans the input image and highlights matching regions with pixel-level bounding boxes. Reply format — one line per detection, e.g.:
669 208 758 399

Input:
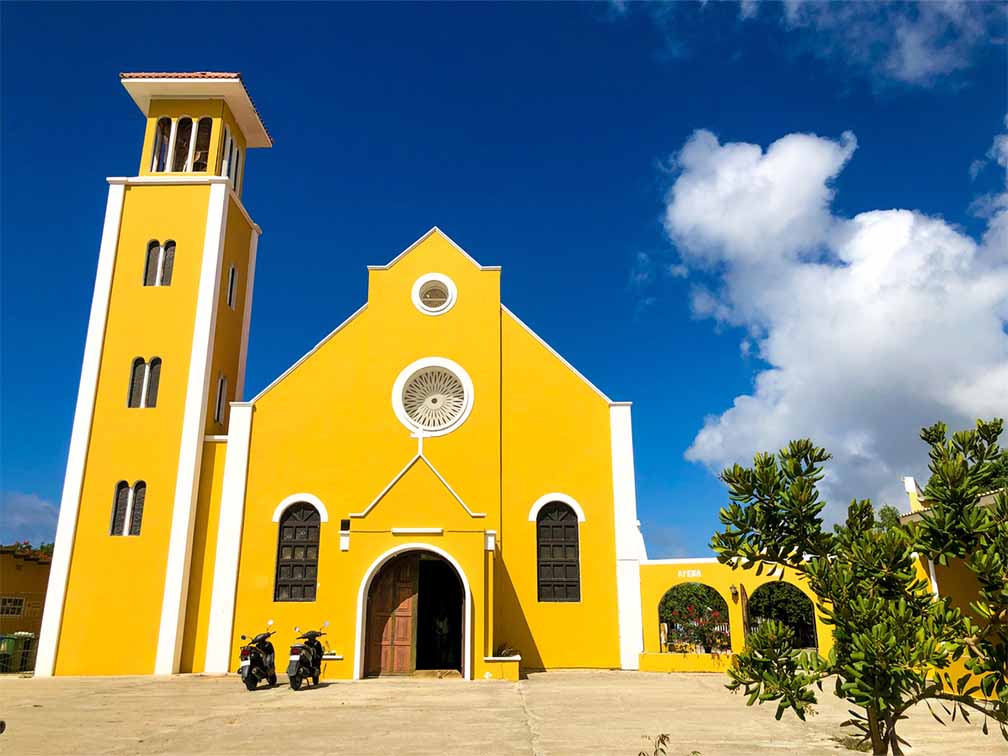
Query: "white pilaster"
34 181 126 677
234 228 259 401
154 181 229 674
203 402 253 674
610 402 646 670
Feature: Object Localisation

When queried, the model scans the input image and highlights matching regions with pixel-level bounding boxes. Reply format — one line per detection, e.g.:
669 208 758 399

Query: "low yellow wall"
638 651 735 674
638 559 833 658
482 656 521 681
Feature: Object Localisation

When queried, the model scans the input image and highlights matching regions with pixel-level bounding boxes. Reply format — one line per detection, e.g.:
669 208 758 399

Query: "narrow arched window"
233 147 242 191
220 127 233 178
160 241 175 285
145 358 161 408
128 358 146 408
128 481 146 536
213 374 227 423
128 358 162 408
536 502 581 602
144 240 161 286
172 117 193 172
110 481 130 535
274 503 321 601
226 265 237 309
151 117 171 172
192 118 212 172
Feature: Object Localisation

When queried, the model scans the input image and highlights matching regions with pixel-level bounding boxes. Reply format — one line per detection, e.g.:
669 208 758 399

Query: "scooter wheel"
268 674 277 686
244 675 258 691
289 674 302 691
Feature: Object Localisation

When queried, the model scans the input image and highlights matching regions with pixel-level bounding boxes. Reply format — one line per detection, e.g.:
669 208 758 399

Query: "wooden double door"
364 552 464 677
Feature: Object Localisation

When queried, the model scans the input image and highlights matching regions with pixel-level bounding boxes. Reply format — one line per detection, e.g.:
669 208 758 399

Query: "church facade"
35 72 653 680
36 73 828 680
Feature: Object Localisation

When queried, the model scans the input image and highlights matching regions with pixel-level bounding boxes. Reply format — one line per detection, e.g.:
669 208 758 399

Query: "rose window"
401 367 467 431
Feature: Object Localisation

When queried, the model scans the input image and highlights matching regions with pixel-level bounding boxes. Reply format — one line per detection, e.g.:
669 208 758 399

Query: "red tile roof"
118 72 271 145
119 71 241 79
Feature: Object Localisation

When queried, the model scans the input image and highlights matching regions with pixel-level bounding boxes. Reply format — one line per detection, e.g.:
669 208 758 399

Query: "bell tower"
36 73 271 676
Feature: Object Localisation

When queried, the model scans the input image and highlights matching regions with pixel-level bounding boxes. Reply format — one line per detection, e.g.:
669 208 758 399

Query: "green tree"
747 582 816 648
710 418 1008 755
875 505 902 531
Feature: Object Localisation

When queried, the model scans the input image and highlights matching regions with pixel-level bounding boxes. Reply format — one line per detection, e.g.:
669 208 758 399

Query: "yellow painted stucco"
638 560 833 673
49 86 259 675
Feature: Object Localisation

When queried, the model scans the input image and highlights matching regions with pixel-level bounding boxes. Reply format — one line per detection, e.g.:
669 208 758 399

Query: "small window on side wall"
226 265 237 309
214 374 227 423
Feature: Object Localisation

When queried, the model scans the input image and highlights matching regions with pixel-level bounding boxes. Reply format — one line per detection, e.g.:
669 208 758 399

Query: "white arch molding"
353 543 473 680
271 493 329 523
527 492 587 522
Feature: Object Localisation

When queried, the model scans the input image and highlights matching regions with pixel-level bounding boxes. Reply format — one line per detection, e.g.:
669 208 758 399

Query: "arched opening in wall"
658 582 731 653
747 582 817 649
363 551 464 678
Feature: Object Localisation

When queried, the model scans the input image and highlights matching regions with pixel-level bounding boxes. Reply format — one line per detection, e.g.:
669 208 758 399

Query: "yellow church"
36 73 829 681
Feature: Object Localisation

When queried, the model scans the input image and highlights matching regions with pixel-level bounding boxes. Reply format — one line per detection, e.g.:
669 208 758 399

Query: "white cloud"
1 491 59 545
782 1 1001 86
613 1 1005 89
663 126 1008 519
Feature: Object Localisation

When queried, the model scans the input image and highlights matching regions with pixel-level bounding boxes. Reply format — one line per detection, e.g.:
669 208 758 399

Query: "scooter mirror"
323 620 330 628
294 626 300 633
267 619 274 627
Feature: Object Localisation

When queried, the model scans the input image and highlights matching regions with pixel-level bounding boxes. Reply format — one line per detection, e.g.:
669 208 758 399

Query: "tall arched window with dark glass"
171 117 193 172
536 502 581 602
192 118 212 172
274 503 321 601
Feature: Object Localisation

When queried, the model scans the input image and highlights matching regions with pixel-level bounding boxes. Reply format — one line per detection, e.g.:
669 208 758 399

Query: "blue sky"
2 2 1006 555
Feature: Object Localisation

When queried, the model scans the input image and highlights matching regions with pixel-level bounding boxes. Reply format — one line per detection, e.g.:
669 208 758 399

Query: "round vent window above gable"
411 273 457 315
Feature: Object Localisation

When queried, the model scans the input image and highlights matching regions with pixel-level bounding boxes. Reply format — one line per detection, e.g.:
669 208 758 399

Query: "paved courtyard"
0 670 999 755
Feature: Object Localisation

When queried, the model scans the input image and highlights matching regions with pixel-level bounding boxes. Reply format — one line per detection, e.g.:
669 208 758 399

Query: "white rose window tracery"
401 367 467 432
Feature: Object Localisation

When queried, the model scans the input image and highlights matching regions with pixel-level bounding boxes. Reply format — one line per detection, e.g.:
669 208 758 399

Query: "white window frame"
221 128 233 179
214 374 227 423
226 265 237 309
0 597 25 616
411 273 458 315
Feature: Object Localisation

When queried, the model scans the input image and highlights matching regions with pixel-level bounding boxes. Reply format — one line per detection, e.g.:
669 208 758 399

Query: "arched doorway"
747 582 817 649
361 548 466 678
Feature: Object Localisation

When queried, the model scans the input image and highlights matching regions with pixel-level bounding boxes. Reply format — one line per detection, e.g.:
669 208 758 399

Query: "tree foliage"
710 419 1008 756
747 582 817 648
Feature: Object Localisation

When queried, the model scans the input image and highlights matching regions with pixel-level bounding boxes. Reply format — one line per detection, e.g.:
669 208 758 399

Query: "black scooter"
238 619 277 691
286 621 329 690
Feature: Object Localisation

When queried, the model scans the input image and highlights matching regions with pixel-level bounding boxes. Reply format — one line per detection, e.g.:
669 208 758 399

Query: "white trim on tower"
155 180 230 674
234 228 259 401
35 181 126 677
204 403 254 674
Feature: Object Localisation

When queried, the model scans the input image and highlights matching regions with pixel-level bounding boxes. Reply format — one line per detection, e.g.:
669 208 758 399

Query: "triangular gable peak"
367 227 501 272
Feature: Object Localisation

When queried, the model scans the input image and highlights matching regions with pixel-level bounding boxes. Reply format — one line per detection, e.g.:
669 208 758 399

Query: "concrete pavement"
0 670 999 755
